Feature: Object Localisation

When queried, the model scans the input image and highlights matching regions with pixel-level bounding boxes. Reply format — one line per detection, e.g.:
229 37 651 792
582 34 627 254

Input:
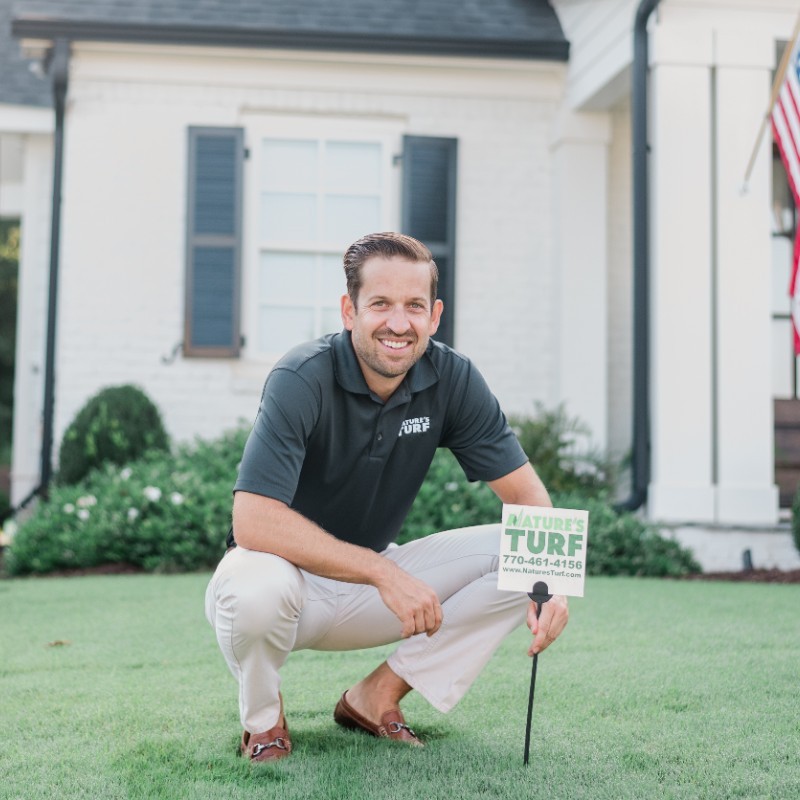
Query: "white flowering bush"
6 427 248 575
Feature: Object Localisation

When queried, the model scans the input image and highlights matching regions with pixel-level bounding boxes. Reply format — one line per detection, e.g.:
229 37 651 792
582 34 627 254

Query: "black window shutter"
184 127 243 357
401 135 457 347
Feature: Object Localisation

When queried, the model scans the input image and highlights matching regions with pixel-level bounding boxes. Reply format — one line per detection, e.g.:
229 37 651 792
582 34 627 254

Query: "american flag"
773 37 800 353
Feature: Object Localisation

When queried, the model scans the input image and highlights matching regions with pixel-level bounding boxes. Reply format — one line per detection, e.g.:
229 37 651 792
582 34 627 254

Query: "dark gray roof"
10 0 568 61
0 0 50 106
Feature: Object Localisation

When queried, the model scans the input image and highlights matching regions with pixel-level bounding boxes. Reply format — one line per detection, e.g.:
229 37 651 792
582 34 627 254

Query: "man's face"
341 255 443 399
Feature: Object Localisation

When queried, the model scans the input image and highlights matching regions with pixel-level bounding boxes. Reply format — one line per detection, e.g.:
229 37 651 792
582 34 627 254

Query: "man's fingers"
401 615 416 638
424 600 443 636
526 602 540 634
528 595 569 656
429 602 444 636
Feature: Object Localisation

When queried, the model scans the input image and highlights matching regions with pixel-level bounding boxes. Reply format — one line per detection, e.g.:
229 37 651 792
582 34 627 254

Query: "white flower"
445 482 459 492
77 509 90 521
170 492 185 506
63 503 75 514
120 467 132 480
2 519 17 540
77 495 97 507
143 486 162 502
127 508 139 522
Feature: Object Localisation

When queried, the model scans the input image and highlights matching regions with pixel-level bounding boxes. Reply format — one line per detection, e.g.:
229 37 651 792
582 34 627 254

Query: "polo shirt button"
377 432 383 441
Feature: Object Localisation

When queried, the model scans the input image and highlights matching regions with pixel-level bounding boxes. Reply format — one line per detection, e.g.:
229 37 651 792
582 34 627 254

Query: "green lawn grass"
1 573 798 800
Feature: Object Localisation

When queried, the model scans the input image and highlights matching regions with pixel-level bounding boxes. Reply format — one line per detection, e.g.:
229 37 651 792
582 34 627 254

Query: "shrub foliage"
398 450 699 577
8 405 699 577
7 428 246 575
792 486 800 555
509 403 618 496
58 385 170 486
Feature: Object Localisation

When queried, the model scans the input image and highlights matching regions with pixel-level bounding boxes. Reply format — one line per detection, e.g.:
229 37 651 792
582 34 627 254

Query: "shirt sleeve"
233 367 321 504
441 360 528 482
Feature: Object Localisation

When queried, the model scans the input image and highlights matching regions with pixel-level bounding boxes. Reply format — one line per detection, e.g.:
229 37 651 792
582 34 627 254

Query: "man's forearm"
488 461 552 507
232 490 396 589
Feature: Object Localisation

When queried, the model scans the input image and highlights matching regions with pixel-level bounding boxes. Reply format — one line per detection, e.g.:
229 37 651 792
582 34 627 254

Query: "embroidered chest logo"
398 416 431 437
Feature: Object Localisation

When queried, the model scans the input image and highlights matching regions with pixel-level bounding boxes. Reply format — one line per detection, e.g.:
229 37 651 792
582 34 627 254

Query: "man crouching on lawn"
205 232 569 762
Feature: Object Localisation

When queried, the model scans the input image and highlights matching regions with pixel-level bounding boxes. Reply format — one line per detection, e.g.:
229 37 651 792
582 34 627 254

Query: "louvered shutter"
401 135 457 347
184 127 243 356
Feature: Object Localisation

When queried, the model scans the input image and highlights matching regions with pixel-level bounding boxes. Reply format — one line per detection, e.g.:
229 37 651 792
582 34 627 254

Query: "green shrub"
792 486 800 555
397 450 501 544
554 493 701 577
58 385 170 486
399 456 700 578
509 403 618 496
7 427 247 575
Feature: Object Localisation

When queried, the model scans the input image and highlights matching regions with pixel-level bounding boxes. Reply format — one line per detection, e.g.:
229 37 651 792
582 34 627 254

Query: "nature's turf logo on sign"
504 510 585 559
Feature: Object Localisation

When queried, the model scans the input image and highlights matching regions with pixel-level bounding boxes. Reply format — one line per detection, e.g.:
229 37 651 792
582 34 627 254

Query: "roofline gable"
11 17 569 62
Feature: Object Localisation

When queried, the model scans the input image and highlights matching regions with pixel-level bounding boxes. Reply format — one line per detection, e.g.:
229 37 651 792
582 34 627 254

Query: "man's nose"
386 305 411 333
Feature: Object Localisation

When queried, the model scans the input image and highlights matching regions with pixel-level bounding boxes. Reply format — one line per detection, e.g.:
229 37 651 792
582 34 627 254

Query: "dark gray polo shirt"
230 331 527 552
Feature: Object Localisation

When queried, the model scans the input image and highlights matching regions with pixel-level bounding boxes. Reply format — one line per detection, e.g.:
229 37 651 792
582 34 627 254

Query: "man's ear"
429 299 444 335
341 293 356 331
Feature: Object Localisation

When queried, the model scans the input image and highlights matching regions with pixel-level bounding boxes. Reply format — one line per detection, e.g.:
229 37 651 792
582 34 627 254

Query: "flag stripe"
774 106 800 202
773 39 800 354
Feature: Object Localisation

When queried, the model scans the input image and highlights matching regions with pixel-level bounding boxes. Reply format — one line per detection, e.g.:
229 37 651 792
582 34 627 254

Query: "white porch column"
713 31 778 523
550 109 611 449
648 27 716 521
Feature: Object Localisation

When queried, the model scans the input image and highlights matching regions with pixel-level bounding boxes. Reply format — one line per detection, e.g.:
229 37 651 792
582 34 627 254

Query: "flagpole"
742 13 800 190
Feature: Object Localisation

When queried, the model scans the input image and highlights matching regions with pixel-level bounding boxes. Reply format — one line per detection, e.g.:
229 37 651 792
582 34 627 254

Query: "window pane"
772 236 793 314
258 306 315 353
323 195 380 242
262 140 318 191
260 252 315 305
772 318 794 397
261 192 316 242
325 142 381 193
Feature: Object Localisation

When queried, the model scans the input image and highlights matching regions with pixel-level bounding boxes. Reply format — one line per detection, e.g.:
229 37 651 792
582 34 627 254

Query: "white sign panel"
498 505 588 597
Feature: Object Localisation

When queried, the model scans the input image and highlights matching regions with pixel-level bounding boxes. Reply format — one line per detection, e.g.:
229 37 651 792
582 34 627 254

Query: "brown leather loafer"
241 720 292 763
333 692 423 747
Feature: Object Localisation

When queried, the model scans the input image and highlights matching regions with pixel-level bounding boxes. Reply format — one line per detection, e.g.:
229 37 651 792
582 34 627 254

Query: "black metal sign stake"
524 580 552 766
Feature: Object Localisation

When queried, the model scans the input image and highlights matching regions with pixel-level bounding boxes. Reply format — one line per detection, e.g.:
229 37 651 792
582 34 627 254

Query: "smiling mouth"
379 339 414 353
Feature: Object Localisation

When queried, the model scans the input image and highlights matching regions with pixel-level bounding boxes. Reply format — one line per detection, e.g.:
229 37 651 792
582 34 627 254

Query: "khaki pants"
205 524 528 734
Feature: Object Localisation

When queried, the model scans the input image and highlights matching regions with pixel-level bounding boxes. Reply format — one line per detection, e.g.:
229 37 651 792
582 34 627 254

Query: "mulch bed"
681 568 800 584
5 562 146 579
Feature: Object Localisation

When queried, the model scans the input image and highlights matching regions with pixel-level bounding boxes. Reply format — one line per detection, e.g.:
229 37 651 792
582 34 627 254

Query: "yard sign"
498 505 588 597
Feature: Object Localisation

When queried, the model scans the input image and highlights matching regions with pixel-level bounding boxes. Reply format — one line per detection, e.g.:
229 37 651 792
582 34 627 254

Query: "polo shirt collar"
332 331 440 399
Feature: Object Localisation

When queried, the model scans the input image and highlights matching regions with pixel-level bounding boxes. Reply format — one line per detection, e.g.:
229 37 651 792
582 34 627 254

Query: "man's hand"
527 594 568 656
375 564 443 638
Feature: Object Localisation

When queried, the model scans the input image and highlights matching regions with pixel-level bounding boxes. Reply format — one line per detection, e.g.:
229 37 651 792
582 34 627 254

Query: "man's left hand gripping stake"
523 580 552 766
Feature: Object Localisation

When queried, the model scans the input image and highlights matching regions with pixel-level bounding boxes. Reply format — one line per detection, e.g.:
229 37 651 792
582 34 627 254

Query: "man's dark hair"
343 232 438 308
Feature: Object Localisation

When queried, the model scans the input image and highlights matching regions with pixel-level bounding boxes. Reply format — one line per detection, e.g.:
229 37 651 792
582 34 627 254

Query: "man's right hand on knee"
373 560 443 638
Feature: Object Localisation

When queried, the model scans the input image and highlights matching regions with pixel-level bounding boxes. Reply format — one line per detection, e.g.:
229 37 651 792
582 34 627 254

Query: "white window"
243 119 400 359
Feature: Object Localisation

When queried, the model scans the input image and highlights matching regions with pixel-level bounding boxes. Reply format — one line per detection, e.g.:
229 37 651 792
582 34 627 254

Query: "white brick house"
4 0 797 532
